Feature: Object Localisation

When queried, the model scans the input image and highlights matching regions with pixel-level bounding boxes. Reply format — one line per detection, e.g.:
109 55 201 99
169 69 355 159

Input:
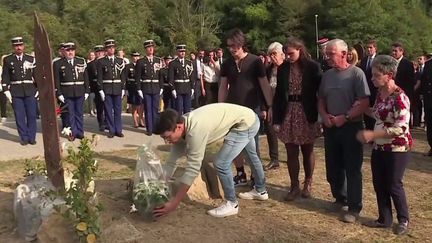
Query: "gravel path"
0 113 165 161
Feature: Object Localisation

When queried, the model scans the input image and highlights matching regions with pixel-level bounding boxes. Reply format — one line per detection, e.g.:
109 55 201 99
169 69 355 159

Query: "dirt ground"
0 129 431 243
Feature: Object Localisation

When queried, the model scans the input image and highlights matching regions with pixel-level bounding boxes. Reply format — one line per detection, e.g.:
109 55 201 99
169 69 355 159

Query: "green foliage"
63 135 101 243
1 0 432 59
23 159 48 177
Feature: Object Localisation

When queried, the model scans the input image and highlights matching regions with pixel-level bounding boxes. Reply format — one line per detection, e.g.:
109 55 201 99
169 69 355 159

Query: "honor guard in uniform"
87 45 106 131
97 39 126 138
168 44 196 114
135 40 163 135
53 43 70 129
160 55 174 110
1 37 37 145
54 42 89 140
125 51 145 128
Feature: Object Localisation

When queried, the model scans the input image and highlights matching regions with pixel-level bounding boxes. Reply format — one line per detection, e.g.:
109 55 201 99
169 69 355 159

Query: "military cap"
164 55 173 60
58 43 65 50
94 45 104 52
131 51 140 57
144 40 155 48
63 42 76 50
176 44 186 51
11 37 24 45
104 39 116 47
317 37 329 46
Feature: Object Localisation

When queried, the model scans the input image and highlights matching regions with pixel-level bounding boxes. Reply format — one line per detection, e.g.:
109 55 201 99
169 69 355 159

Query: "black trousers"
0 92 7 117
323 121 363 213
204 82 218 105
424 97 432 149
263 119 278 161
371 150 410 225
412 91 423 127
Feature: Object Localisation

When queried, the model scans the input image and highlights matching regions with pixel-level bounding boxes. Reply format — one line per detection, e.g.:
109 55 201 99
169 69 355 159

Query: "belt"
174 79 190 83
102 79 122 83
141 79 159 83
10 80 33 85
127 79 136 82
61 81 85 86
288 95 302 102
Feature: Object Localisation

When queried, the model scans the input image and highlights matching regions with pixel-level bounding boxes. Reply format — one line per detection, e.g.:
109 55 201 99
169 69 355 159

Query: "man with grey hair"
318 39 370 223
262 41 284 170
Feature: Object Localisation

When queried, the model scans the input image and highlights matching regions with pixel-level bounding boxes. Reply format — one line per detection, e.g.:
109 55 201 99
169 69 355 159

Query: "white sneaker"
238 189 269 201
207 201 239 218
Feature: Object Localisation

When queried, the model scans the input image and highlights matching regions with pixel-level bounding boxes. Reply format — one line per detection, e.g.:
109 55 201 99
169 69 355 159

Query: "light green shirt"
164 103 257 185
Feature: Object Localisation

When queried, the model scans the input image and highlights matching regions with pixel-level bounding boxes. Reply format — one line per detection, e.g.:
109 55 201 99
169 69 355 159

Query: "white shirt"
201 62 220 83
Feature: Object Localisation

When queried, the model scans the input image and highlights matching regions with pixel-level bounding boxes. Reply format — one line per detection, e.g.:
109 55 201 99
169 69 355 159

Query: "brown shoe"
301 179 312 198
284 186 300 201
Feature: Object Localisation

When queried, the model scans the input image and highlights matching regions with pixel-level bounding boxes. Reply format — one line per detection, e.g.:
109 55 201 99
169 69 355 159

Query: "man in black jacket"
135 40 163 135
87 45 106 131
97 39 126 138
54 42 89 140
360 40 378 130
1 37 37 145
168 44 196 115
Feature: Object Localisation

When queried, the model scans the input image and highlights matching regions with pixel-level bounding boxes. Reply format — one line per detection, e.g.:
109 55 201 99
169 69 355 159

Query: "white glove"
34 91 39 98
84 93 89 100
172 90 177 98
4 91 12 103
159 89 163 96
121 90 125 98
58 95 65 103
137 90 144 99
99 90 105 101
191 89 195 98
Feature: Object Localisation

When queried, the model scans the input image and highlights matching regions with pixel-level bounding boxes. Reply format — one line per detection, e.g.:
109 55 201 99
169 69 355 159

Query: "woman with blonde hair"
347 47 360 66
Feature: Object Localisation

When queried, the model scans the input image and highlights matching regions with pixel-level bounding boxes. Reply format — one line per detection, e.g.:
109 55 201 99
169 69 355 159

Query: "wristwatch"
345 113 351 121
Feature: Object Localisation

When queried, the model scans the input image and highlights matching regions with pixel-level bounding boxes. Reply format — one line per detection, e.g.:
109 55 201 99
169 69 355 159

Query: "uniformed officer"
135 40 163 135
1 37 37 145
53 43 71 130
87 44 106 131
126 51 144 128
54 42 89 140
168 44 196 115
97 39 126 138
160 55 174 110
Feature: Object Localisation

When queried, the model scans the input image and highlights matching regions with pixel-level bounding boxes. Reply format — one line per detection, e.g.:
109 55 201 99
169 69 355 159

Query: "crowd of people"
0 28 424 235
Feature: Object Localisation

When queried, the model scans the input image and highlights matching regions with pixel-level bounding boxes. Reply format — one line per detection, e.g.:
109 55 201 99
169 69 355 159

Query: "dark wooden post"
33 12 64 188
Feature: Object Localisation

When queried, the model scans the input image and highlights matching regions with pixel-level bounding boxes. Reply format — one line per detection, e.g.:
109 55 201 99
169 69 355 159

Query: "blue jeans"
214 115 266 202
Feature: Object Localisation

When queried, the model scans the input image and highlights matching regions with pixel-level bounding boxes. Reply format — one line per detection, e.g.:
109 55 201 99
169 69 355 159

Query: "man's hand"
153 199 179 219
160 89 163 96
137 90 144 99
322 113 334 128
172 90 177 98
34 91 39 99
273 124 281 133
191 89 195 98
99 90 105 101
4 91 12 103
84 93 89 100
330 114 347 127
121 90 125 99
201 88 206 97
58 95 65 103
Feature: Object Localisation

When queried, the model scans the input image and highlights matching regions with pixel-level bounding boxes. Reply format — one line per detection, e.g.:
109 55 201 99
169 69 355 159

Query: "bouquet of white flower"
131 144 169 219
